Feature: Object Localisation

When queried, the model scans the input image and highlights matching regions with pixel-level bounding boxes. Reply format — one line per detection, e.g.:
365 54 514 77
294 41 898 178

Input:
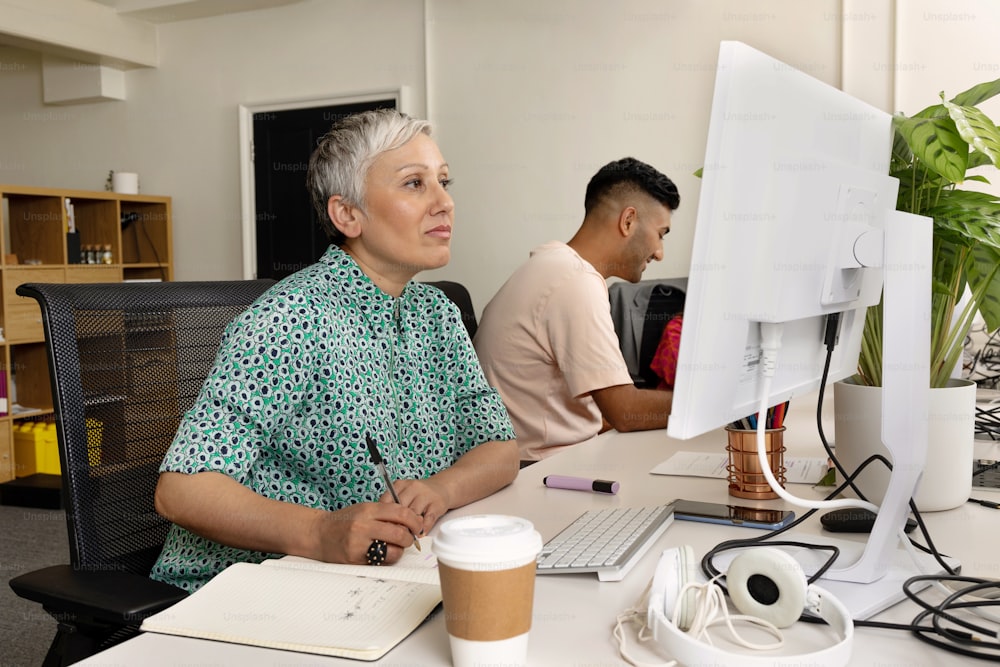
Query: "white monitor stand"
798 209 960 619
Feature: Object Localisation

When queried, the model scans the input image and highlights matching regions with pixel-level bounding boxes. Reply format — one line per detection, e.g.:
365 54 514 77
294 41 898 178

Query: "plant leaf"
926 190 1000 251
911 103 947 120
814 467 837 487
949 77 1000 107
943 100 1000 168
895 115 969 184
890 129 913 175
893 165 950 213
969 149 997 171
930 237 964 354
967 245 1000 332
857 299 883 387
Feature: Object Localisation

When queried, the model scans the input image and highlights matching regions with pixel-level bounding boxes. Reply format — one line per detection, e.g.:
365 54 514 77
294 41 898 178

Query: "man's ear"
328 195 364 240
617 206 638 238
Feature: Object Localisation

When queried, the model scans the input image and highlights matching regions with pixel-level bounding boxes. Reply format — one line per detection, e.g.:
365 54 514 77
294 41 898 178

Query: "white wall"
1 0 999 316
423 0 844 309
895 0 1000 193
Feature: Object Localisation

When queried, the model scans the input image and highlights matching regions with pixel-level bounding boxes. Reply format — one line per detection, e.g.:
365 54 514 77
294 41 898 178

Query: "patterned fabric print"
150 245 515 592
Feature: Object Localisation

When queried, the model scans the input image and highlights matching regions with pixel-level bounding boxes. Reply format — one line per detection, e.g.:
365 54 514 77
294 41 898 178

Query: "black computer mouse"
820 508 918 534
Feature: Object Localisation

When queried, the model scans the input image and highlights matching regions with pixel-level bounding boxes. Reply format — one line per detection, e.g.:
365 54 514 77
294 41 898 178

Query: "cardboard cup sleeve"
438 561 536 641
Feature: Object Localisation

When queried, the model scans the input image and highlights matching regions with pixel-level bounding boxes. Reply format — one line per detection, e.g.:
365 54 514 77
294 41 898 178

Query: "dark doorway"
252 98 396 280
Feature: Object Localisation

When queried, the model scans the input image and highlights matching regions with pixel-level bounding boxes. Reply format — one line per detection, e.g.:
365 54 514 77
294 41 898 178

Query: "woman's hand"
378 441 519 537
312 501 425 565
383 478 450 537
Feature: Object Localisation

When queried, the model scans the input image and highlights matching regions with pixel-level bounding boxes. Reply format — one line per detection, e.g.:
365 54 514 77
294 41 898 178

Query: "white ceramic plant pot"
833 377 975 512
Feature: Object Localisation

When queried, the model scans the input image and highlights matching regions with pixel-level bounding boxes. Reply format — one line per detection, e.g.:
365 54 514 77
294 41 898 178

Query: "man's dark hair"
583 157 680 215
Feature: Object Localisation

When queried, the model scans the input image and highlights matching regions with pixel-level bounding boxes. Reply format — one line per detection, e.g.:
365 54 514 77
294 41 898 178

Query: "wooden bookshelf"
0 184 173 497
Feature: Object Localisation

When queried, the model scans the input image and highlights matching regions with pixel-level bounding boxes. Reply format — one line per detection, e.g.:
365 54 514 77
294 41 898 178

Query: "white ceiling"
0 0 305 68
85 0 304 23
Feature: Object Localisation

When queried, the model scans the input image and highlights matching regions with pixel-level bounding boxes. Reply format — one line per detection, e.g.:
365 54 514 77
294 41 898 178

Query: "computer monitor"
668 41 896 438
669 41 946 619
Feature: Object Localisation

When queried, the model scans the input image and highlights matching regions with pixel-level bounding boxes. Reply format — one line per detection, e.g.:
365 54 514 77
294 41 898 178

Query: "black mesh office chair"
636 283 685 388
424 280 478 338
8 279 275 666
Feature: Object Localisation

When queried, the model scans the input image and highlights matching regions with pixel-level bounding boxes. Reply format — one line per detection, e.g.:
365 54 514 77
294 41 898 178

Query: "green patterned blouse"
150 245 515 592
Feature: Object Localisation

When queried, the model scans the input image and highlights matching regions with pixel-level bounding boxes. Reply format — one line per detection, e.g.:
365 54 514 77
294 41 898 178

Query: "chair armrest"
9 564 187 622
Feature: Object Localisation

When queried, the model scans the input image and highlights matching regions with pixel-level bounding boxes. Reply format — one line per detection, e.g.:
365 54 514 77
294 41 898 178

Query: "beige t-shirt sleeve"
543 272 634 399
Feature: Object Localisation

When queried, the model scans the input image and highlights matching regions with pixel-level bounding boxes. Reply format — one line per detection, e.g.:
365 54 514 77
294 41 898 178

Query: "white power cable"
755 323 879 513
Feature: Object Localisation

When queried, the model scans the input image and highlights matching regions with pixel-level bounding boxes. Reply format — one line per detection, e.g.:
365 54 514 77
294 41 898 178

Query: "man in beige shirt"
474 157 679 462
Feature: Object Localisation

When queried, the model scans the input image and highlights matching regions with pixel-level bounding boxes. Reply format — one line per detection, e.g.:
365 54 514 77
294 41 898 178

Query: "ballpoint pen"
365 434 421 551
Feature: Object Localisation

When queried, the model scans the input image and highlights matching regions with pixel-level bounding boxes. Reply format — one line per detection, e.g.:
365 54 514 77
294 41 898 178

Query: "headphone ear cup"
652 545 700 631
726 547 807 628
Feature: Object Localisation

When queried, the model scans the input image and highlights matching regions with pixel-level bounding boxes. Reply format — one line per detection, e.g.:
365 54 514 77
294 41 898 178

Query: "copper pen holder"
725 426 786 499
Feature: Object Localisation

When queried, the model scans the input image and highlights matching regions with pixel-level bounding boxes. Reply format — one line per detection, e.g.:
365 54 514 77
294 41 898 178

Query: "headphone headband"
646 547 854 667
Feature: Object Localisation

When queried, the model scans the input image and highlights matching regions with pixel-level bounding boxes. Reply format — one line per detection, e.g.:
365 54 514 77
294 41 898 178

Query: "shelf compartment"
121 200 171 269
71 197 119 264
5 194 65 265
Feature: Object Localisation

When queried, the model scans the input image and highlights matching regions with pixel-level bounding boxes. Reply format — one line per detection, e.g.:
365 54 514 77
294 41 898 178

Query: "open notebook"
140 537 439 661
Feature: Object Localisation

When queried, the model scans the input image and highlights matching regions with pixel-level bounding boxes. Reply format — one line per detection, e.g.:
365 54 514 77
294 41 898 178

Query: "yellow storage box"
13 422 59 476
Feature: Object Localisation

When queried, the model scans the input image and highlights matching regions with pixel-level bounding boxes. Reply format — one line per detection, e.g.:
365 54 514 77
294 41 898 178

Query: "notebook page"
140 561 441 660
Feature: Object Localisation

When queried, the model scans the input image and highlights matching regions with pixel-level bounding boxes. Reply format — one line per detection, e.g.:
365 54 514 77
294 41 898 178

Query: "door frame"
237 86 411 279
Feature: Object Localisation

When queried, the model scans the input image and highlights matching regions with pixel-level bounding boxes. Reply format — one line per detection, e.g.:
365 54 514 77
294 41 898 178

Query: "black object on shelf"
121 212 140 229
67 231 82 264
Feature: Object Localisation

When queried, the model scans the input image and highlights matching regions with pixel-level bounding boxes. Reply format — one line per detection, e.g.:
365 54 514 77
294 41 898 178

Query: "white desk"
78 394 1000 666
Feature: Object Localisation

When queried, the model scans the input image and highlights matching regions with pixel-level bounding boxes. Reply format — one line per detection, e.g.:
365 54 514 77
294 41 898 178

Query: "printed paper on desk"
650 451 830 485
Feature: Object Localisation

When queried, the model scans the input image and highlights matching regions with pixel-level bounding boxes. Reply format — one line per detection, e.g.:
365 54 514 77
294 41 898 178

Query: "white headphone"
646 545 854 666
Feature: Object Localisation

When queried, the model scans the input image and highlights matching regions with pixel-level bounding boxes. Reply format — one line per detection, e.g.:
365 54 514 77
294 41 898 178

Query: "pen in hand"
365 435 422 551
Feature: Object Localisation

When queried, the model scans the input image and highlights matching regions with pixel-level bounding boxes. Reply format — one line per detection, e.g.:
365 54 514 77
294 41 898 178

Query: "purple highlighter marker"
543 474 620 495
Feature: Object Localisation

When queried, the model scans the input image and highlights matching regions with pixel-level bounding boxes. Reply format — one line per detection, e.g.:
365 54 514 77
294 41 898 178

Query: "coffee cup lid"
433 514 542 567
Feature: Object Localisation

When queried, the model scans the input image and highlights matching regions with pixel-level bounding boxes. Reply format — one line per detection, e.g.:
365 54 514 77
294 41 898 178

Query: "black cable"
812 313 958 576
973 460 1000 477
137 218 168 281
125 216 168 281
976 401 1000 441
905 577 1000 639
815 314 888 502
902 576 1000 660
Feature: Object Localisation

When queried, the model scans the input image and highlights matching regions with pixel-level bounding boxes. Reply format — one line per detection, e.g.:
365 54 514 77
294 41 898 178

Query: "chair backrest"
16 280 275 576
423 280 478 338
637 283 686 387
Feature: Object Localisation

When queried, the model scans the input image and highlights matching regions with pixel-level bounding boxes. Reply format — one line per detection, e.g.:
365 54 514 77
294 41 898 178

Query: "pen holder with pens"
725 426 786 500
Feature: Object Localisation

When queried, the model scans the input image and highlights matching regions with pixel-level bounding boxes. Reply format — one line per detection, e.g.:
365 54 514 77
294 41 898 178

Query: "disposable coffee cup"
433 514 542 667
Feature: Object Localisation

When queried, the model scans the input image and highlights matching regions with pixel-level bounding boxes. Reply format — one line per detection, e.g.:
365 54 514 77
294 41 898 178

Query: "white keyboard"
535 505 675 581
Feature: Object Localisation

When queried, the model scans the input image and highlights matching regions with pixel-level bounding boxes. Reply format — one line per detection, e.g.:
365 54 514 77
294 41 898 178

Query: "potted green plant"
835 78 1000 510
857 78 1000 387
